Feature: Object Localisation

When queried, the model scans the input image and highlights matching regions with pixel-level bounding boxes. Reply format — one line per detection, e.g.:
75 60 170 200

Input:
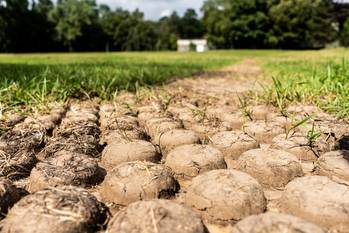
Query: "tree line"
0 0 348 52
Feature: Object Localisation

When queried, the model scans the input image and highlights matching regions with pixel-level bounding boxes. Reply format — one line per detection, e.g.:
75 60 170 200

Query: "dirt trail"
167 59 264 99
0 59 349 233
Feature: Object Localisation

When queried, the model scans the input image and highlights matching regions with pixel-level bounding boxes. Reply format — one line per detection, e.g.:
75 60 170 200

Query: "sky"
97 0 205 20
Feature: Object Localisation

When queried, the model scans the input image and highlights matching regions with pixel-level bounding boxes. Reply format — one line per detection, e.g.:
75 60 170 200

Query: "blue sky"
97 0 205 20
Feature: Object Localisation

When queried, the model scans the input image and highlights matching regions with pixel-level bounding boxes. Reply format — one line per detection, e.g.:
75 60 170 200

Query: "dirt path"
0 59 349 233
167 59 264 99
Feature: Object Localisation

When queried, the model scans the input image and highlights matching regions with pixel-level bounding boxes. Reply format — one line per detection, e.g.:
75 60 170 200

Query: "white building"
177 39 208 52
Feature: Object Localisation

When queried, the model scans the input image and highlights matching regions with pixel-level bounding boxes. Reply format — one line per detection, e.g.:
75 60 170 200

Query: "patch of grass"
285 116 311 139
261 49 349 118
2 48 349 120
0 51 247 112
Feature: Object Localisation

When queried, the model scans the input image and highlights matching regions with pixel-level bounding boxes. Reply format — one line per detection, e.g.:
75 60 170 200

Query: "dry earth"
0 59 349 233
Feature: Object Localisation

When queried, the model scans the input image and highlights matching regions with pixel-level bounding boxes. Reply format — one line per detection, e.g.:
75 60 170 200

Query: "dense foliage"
0 0 348 52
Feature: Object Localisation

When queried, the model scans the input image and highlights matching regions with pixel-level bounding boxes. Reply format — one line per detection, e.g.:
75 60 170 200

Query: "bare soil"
0 60 348 233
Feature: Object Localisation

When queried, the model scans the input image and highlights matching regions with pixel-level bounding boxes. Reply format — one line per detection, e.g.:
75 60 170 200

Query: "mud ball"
210 131 259 160
315 150 349 183
64 112 98 123
101 115 139 132
168 107 198 124
236 148 303 189
251 105 274 121
0 147 38 180
100 161 178 205
266 113 292 128
230 212 325 233
28 151 103 192
278 176 349 232
99 103 114 113
183 169 266 223
165 144 227 179
159 129 201 157
0 178 21 216
101 140 158 169
55 120 100 138
100 129 145 145
2 186 108 233
271 134 318 161
38 136 100 160
145 118 183 145
107 200 208 233
218 112 245 130
137 111 165 127
186 121 232 142
36 115 58 131
244 121 285 144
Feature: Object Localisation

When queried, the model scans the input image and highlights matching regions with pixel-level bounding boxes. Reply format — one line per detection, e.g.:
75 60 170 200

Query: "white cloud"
97 0 205 20
160 9 172 18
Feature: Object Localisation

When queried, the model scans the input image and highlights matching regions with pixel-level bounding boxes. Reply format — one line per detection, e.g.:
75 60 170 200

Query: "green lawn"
0 49 348 117
0 51 244 109
260 49 349 117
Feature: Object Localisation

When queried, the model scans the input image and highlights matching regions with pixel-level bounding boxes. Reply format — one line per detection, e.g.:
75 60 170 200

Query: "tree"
48 0 97 51
179 9 205 39
30 0 58 52
156 12 180 50
0 0 9 51
340 18 349 47
202 0 276 49
270 0 336 49
115 9 157 51
0 0 31 52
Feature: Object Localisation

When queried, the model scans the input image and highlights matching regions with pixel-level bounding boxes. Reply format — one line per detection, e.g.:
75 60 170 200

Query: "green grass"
1 49 349 118
0 51 249 111
261 48 349 117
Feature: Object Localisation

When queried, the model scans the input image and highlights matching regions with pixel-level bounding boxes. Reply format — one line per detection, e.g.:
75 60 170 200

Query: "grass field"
1 49 348 117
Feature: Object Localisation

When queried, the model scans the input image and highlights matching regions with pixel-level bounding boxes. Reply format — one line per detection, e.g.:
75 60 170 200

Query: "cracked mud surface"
0 59 348 232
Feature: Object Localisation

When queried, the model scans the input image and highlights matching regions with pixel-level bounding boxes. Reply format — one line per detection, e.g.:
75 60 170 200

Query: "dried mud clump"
100 129 145 145
186 120 232 142
2 186 108 233
250 105 275 121
271 133 318 161
205 108 244 129
210 130 259 160
167 106 199 125
165 144 227 179
0 178 21 216
315 150 349 183
0 113 25 132
244 121 285 144
100 161 178 205
183 169 266 224
101 140 159 169
277 176 349 232
231 212 325 233
0 148 38 180
101 115 138 132
28 151 104 192
0 119 49 179
236 148 304 189
39 104 101 159
137 106 167 127
107 199 207 233
99 111 145 145
144 118 183 145
1 120 47 151
159 129 201 158
39 136 100 160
